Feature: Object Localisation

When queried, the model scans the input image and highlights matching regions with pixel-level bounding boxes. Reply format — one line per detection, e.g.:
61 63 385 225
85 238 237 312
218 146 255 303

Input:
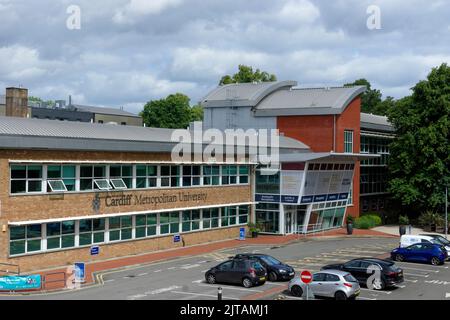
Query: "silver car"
288 270 360 300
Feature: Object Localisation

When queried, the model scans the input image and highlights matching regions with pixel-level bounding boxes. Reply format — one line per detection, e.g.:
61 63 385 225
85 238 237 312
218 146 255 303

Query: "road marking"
395 261 449 269
394 284 406 288
446 293 450 299
278 295 303 300
360 288 392 294
201 269 209 273
192 279 203 284
404 272 429 278
167 267 176 270
197 284 263 292
357 296 377 300
266 282 289 287
304 257 346 262
127 294 147 300
400 266 439 273
424 280 450 285
180 264 201 270
144 285 181 295
197 260 209 264
154 269 162 273
404 279 418 283
104 279 115 283
137 273 148 277
337 249 386 255
171 290 239 300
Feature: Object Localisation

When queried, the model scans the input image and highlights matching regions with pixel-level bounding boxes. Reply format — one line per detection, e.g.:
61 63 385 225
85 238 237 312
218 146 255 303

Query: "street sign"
90 246 99 256
239 227 245 241
300 270 312 284
74 262 85 283
173 234 181 243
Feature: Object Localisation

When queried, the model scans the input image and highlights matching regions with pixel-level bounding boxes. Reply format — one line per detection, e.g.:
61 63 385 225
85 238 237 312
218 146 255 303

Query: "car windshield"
431 238 448 245
344 274 358 283
259 256 282 265
434 236 450 245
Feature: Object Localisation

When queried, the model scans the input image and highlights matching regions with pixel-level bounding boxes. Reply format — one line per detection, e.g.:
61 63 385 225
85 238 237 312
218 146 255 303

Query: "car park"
321 258 404 290
205 258 267 288
401 235 450 257
391 243 448 265
232 253 295 281
288 270 360 300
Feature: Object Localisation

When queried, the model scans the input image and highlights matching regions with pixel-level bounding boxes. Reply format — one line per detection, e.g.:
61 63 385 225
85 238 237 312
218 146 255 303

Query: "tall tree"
190 104 204 122
387 63 450 213
344 78 383 114
140 93 193 129
219 65 277 85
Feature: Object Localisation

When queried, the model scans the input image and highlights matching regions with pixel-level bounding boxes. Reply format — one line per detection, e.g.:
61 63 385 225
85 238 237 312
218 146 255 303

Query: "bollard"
217 287 222 300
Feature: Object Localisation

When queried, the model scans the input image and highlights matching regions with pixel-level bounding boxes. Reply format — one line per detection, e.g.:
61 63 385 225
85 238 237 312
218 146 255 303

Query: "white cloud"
113 0 184 24
278 0 320 24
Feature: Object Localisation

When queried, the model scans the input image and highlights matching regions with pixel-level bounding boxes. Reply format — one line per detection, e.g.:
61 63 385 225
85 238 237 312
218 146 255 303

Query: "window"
312 273 327 282
238 205 249 224
10 165 43 194
47 165 76 191
325 274 340 282
344 130 353 153
9 224 42 255
203 165 220 185
221 206 238 226
136 165 158 188
202 208 219 229
135 213 157 238
159 212 180 234
46 221 75 250
222 165 238 185
182 165 201 187
110 179 127 189
109 216 132 241
182 210 201 232
238 165 249 184
160 166 180 187
47 180 67 192
94 179 111 190
79 219 105 245
109 165 132 188
80 165 106 190
255 169 280 194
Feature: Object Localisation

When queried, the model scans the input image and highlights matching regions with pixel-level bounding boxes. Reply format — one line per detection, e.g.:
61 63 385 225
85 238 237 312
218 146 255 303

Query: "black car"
321 258 403 290
205 258 267 288
233 253 295 281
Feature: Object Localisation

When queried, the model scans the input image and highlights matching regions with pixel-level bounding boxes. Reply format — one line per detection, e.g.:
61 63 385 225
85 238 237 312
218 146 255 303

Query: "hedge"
354 214 382 229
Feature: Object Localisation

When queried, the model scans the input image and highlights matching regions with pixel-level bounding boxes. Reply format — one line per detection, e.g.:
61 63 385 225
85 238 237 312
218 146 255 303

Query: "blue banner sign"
281 195 299 203
255 194 280 203
0 275 41 291
173 234 181 243
339 193 349 200
326 194 339 201
313 194 327 202
239 227 246 241
90 246 100 256
300 196 313 203
74 262 85 283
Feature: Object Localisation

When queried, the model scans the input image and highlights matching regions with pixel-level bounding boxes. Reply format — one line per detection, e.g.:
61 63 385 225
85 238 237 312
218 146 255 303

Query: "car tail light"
249 268 256 277
386 271 396 276
343 283 353 288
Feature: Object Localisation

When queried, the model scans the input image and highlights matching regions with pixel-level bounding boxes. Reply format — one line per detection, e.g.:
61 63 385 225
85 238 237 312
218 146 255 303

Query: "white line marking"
180 264 201 270
154 269 162 273
279 295 304 300
446 293 450 299
400 266 439 273
197 284 263 292
167 267 176 270
192 279 203 283
137 273 148 277
395 261 449 269
404 279 418 283
144 285 181 295
357 296 377 300
104 279 115 283
394 284 406 288
127 294 147 300
171 290 239 300
404 272 429 278
360 288 392 295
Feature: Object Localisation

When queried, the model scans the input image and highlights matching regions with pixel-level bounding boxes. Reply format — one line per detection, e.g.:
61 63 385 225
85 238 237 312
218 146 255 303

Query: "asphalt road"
2 236 450 300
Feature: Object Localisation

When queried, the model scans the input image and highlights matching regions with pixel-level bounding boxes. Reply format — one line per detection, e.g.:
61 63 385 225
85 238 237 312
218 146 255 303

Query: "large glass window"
109 165 133 188
238 205 249 224
344 130 354 153
202 208 219 229
109 216 132 241
136 165 158 189
46 221 76 250
10 165 43 194
47 165 76 192
79 219 105 245
182 210 201 232
160 166 180 187
203 165 220 185
9 224 42 255
80 165 107 190
255 169 280 194
238 166 249 184
256 203 280 233
221 206 238 226
182 165 201 187
159 212 180 234
222 165 238 185
135 213 157 238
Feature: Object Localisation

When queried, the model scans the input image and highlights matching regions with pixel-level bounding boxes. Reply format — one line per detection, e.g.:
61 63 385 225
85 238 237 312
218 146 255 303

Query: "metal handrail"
0 262 20 276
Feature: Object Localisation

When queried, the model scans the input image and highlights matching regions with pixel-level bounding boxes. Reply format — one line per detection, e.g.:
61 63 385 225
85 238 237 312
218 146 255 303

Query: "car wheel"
395 254 404 262
206 274 216 284
372 278 386 291
242 278 253 288
291 285 303 297
334 291 347 301
431 257 441 266
268 271 278 282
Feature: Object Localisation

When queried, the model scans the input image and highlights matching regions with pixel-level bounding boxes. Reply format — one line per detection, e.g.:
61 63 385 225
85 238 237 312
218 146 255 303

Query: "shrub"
399 215 410 225
418 211 442 228
346 215 355 224
354 214 382 229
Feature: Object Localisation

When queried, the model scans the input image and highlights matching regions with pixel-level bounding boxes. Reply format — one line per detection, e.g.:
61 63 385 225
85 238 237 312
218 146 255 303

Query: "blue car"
391 243 448 265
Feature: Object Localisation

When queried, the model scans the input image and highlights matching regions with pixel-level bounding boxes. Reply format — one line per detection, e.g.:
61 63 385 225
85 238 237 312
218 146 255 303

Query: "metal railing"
0 262 20 276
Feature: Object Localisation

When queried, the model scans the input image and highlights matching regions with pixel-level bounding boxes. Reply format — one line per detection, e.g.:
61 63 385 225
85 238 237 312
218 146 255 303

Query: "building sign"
281 195 299 203
0 275 41 291
255 194 280 203
173 234 181 243
90 246 100 256
280 170 304 204
96 191 208 209
74 262 85 283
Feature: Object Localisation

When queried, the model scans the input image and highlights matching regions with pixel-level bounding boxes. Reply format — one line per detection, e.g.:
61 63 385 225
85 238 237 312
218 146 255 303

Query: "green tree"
219 65 277 85
344 78 383 114
140 93 193 129
387 63 450 213
190 104 204 122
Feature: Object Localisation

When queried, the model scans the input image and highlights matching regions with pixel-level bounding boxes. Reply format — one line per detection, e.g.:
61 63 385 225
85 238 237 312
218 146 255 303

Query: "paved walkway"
3 227 396 293
372 225 445 236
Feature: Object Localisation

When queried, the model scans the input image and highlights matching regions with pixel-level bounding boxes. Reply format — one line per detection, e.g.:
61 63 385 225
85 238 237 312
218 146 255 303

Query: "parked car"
391 243 448 265
205 258 267 288
288 270 360 300
401 234 450 258
321 258 404 290
420 234 450 246
232 253 295 281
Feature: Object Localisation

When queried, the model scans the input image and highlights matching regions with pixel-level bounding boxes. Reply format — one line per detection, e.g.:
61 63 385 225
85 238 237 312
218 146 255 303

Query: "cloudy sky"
0 0 449 113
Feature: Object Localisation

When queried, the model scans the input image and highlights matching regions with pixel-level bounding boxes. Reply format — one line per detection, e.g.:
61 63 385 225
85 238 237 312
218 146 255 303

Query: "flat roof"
360 112 394 132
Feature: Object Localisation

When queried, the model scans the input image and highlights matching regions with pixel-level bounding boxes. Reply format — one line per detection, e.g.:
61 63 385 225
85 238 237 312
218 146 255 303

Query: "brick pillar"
6 87 28 118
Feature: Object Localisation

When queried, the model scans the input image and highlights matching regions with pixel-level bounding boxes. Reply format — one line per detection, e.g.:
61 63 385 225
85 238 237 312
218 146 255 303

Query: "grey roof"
279 152 379 163
0 116 308 153
360 113 394 132
73 104 140 118
254 86 366 116
200 81 298 108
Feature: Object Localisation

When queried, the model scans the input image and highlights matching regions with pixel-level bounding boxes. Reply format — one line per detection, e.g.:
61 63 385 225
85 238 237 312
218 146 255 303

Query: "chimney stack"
6 87 28 118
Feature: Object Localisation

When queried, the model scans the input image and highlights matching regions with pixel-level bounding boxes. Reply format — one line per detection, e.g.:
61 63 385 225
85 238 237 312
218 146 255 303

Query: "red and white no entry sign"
300 270 312 284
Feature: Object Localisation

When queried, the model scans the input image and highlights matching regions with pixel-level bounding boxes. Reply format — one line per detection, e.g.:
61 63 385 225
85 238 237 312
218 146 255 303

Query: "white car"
400 235 450 258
